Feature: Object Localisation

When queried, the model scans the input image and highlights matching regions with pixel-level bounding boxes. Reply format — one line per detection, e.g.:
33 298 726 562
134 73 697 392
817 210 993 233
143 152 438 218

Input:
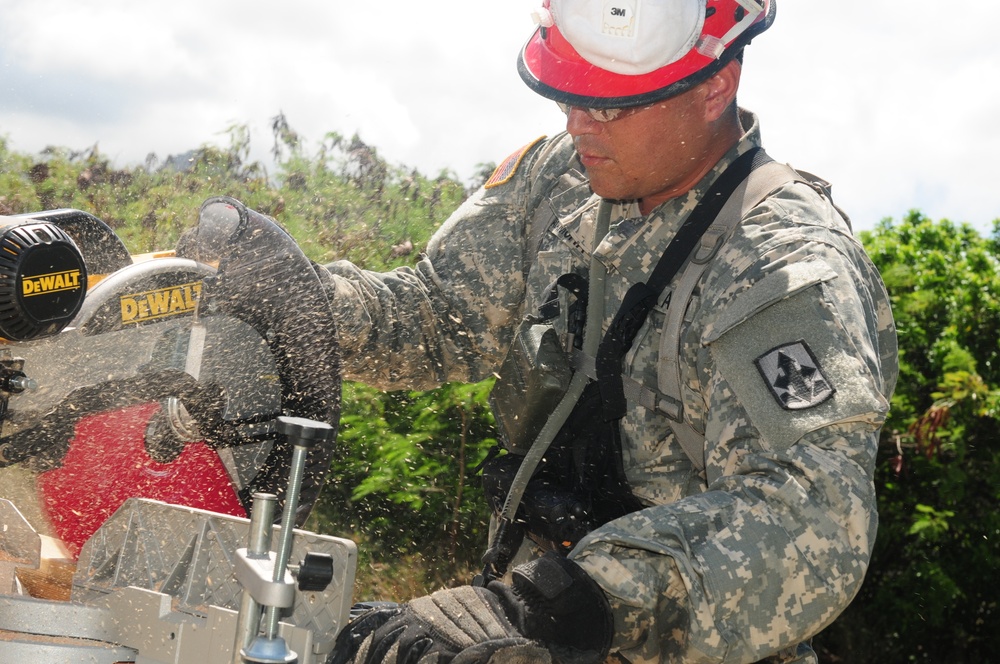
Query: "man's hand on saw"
328 554 613 664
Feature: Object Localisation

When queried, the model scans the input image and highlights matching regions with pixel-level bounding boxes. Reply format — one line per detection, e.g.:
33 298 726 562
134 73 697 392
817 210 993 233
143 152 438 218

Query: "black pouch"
482 381 643 553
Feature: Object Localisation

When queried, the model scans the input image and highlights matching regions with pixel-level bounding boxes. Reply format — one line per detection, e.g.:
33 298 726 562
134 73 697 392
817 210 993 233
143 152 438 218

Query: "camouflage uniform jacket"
321 110 899 664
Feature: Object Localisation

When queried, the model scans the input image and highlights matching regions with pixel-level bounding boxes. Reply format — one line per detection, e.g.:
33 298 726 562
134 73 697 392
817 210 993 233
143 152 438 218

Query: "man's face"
564 72 735 214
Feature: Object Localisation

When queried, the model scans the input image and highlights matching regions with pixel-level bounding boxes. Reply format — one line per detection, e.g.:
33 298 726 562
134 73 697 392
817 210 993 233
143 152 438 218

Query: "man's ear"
702 59 742 122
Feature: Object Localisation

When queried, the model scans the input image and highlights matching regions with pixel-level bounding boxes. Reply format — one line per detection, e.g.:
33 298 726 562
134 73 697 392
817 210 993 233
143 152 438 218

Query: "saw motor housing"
0 217 88 341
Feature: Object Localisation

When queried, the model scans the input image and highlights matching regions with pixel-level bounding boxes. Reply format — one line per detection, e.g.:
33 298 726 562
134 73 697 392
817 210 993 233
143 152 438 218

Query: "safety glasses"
556 102 625 123
556 101 661 123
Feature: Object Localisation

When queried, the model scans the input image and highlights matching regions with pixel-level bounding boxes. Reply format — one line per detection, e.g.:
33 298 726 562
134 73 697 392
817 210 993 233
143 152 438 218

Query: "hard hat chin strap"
696 0 766 59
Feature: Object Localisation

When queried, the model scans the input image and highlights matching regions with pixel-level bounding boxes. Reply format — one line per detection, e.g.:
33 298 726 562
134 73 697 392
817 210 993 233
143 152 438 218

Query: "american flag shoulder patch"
484 136 546 189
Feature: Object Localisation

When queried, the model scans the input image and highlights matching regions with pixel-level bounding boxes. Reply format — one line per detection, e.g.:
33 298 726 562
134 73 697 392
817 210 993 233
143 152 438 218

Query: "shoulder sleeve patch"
708 285 889 450
484 136 547 189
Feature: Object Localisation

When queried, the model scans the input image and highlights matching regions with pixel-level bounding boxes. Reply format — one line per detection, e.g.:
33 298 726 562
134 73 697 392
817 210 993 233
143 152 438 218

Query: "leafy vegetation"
2 124 999 662
814 213 1000 663
310 380 497 596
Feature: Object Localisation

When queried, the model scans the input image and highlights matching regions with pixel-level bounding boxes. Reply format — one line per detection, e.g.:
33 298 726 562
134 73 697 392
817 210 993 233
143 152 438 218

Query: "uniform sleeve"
319 135 570 390
569 187 898 664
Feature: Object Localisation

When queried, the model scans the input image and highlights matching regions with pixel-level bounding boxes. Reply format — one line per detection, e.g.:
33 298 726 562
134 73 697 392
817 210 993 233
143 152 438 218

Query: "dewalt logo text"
22 269 83 297
121 281 202 324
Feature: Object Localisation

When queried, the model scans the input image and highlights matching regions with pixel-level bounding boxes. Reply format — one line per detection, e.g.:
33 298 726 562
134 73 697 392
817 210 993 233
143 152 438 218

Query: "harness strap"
478 199 614 585
595 148 771 422
656 160 808 470
659 160 806 408
523 135 588 283
579 155 807 471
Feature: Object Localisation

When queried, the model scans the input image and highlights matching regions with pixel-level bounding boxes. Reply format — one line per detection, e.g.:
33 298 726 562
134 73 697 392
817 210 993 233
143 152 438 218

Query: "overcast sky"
1 0 997 233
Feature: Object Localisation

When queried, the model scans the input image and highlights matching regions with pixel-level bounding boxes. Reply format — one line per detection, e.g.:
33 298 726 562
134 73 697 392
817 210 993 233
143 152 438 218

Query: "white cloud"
738 0 1000 230
0 0 997 232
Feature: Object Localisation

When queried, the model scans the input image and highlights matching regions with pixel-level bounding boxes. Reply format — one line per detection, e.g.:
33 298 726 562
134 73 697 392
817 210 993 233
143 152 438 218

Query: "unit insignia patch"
755 340 835 410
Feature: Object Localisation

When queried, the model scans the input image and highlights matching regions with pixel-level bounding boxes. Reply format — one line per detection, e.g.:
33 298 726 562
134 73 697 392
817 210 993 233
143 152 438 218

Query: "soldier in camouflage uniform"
325 1 898 663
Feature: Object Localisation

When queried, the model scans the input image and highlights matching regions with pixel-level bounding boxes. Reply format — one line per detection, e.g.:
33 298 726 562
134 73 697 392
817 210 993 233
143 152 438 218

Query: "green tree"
815 212 1000 663
308 380 497 596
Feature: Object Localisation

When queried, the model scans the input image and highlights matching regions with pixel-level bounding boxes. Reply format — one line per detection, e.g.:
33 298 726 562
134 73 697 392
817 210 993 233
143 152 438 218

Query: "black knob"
276 415 335 449
297 552 335 592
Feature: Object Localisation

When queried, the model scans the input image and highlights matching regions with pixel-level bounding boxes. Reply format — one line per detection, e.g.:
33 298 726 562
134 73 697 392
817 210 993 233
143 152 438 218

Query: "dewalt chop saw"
0 198 356 663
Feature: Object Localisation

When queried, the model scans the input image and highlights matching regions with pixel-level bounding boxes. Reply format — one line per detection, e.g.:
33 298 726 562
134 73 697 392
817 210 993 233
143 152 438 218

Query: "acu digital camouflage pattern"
320 110 899 664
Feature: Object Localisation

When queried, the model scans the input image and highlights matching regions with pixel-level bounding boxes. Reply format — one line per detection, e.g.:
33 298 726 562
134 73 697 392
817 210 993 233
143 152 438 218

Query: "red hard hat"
518 0 775 108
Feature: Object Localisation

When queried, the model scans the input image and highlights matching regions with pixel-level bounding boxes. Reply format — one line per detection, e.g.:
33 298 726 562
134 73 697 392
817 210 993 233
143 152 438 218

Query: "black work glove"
328 554 613 664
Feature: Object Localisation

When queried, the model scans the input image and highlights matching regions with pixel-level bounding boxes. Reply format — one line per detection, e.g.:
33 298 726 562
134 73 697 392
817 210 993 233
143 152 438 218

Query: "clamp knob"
296 552 335 592
276 415 335 448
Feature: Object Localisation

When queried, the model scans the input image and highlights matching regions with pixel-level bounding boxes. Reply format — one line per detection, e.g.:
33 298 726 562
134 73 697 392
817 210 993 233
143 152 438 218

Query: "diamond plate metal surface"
72 498 356 653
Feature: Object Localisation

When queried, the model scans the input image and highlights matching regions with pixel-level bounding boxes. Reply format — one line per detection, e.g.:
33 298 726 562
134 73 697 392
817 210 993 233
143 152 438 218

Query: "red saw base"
37 402 246 556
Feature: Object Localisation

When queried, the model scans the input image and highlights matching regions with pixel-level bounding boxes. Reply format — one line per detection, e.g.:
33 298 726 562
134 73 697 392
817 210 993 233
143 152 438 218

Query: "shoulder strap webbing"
524 135 586 272
572 156 806 471
657 159 806 470
595 147 770 421
477 199 613 585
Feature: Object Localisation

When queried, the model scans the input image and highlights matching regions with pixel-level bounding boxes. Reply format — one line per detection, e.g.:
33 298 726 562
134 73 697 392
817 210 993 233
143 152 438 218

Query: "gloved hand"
328 553 613 664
